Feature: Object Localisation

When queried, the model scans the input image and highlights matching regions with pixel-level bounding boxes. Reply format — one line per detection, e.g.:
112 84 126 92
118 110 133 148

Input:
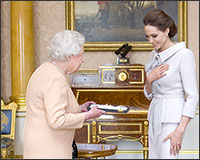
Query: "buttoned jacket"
144 42 199 123
23 62 85 159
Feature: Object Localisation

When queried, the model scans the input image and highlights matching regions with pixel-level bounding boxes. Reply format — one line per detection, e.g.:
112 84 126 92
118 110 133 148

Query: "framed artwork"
65 1 187 51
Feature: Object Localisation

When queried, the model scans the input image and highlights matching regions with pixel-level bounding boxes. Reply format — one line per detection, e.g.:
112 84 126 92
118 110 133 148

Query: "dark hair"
143 9 177 38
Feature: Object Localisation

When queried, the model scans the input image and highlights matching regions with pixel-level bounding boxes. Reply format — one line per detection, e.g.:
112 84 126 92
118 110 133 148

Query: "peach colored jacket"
23 62 85 159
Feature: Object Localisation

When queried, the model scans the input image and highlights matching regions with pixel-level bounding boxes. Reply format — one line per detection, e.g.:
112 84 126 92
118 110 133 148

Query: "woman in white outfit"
143 10 199 159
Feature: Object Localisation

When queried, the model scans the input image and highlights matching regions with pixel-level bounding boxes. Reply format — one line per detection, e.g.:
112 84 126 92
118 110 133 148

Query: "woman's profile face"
144 25 169 52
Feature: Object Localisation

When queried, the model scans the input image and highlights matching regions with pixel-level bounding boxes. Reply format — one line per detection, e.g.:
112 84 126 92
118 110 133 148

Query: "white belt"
149 94 184 144
153 94 184 99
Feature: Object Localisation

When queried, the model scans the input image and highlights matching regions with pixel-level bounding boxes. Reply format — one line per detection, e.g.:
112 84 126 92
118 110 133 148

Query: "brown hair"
143 9 177 38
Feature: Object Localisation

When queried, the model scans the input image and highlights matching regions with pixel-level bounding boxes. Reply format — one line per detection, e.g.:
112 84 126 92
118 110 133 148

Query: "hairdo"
143 9 177 38
47 30 85 60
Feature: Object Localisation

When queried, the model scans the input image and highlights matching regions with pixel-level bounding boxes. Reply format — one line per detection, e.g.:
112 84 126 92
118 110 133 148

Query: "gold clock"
116 69 129 82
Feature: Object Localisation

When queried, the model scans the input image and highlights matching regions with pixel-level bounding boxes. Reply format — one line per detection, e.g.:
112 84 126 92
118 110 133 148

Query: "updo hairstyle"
143 9 177 38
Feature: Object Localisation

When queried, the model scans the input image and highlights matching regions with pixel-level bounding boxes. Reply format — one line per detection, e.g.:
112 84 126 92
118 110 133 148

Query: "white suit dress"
144 42 199 158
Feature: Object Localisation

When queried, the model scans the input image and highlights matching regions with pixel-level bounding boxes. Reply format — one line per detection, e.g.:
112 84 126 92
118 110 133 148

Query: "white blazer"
144 42 199 143
144 42 199 123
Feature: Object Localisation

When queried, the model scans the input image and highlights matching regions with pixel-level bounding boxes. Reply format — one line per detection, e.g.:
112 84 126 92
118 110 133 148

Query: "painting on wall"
66 1 187 51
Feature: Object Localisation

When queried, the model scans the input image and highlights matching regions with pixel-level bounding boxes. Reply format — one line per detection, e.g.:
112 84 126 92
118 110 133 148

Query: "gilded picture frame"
65 1 187 51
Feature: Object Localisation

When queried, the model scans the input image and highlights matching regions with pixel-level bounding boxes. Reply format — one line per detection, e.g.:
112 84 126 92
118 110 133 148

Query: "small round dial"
118 72 128 81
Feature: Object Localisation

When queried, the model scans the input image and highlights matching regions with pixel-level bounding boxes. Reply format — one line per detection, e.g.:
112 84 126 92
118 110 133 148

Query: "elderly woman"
23 30 106 159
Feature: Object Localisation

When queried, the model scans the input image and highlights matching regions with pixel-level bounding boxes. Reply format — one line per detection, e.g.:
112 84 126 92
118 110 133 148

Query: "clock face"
118 72 128 81
115 69 129 83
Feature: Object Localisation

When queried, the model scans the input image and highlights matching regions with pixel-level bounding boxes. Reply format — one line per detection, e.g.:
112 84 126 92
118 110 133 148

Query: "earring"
69 61 72 64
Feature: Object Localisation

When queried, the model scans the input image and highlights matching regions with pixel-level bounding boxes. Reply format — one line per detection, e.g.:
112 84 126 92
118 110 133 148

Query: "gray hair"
47 30 85 60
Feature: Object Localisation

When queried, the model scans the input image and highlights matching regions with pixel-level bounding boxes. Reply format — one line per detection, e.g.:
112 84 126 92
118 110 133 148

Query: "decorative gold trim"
1 145 15 159
129 69 144 84
75 89 144 92
1 100 18 139
9 96 26 110
98 122 142 134
116 150 143 154
97 118 147 121
65 1 187 51
14 155 23 159
16 116 26 118
16 110 26 113
77 143 117 158
92 121 97 143
75 91 80 100
178 1 188 47
180 151 199 154
97 135 143 143
83 123 91 143
99 66 145 69
65 1 75 30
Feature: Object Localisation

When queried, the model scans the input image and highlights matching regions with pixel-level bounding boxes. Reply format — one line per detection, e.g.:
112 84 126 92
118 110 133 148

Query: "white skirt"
149 123 179 159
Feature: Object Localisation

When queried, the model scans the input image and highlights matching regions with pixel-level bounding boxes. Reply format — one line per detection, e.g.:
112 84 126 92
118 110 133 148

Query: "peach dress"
23 62 85 159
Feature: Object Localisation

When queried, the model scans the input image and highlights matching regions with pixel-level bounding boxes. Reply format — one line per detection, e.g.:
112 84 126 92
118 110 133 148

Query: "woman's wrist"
176 125 185 133
146 74 153 84
84 112 90 120
176 116 191 134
